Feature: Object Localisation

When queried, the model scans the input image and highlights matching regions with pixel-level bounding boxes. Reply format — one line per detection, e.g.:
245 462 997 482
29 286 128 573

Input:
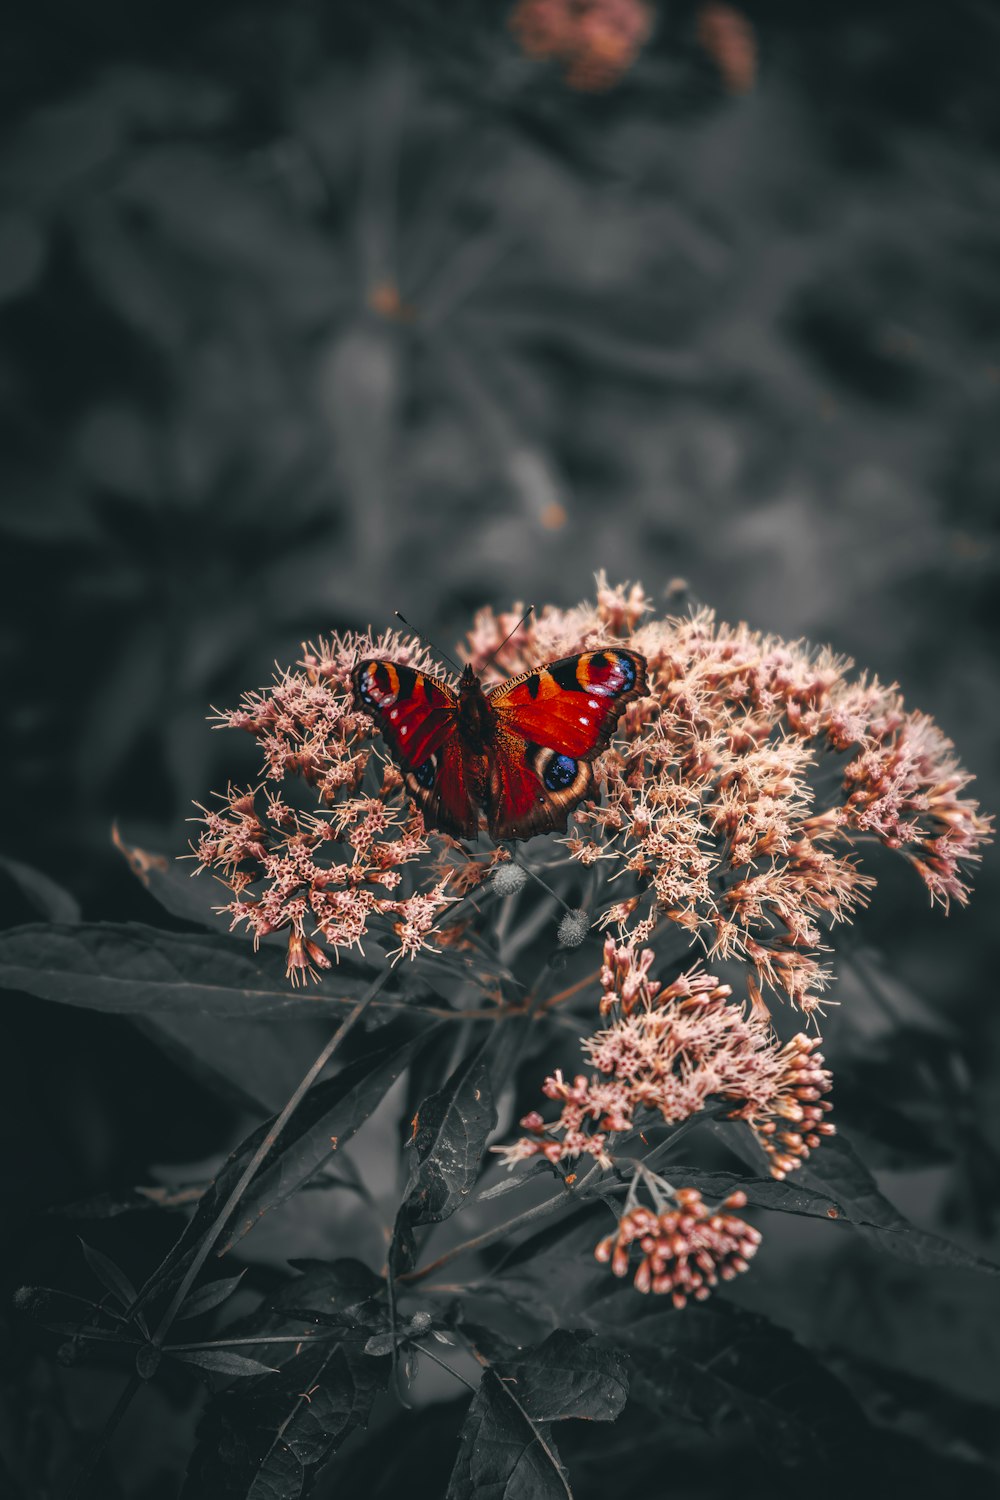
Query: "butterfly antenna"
394 611 463 673
484 605 534 671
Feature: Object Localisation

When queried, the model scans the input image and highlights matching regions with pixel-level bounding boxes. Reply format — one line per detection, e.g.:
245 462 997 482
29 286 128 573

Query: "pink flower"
496 942 835 1180
193 628 457 980
508 0 654 92
595 1188 761 1306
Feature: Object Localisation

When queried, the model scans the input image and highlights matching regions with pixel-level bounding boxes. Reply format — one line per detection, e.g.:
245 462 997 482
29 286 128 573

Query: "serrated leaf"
173 1347 278 1378
0 922 381 1019
177 1272 246 1321
78 1238 138 1309
495 1331 628 1423
445 1369 571 1500
404 1041 497 1226
182 1341 389 1499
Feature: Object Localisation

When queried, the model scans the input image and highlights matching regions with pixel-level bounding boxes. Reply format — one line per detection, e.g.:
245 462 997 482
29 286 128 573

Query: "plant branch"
146 965 393 1347
66 1373 143 1500
398 1162 603 1284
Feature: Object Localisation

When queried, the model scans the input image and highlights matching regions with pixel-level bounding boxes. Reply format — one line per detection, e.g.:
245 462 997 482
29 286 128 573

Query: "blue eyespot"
544 754 578 791
616 654 637 690
413 759 435 789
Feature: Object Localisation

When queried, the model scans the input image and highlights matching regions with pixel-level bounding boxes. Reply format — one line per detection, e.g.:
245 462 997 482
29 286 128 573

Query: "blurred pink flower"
508 0 654 92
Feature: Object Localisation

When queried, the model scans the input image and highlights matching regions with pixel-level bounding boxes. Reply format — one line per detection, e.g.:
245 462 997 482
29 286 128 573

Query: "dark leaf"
112 825 244 936
800 1133 1000 1275
277 1260 386 1329
217 1026 438 1252
48 1189 176 1220
78 1239 139 1310
182 1341 389 1499
177 1273 246 1322
13 1284 111 1330
717 1127 1000 1275
0 854 80 924
404 1040 498 1226
172 1348 278 1378
476 1162 554 1203
495 1331 628 1423
445 1369 570 1500
0 922 382 1019
132 1012 335 1114
593 1297 868 1471
830 1348 1000 1469
487 1206 617 1330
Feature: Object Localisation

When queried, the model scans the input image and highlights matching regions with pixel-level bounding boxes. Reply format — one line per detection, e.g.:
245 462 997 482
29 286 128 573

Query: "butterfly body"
353 648 647 842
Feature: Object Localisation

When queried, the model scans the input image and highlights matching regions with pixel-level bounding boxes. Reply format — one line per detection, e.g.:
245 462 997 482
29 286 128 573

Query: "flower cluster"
192 629 461 979
465 578 990 1012
497 937 834 1178
508 0 653 92
595 1188 761 1306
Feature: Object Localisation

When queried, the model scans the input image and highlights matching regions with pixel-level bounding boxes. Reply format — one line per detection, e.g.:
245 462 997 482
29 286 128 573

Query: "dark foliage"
3 3 1000 1499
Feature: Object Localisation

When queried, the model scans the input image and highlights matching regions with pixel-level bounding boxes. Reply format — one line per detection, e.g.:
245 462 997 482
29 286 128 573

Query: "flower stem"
399 1162 603 1284
145 965 393 1347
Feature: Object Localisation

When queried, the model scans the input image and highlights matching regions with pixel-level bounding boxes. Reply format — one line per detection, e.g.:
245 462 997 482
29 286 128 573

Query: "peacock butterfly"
352 648 648 841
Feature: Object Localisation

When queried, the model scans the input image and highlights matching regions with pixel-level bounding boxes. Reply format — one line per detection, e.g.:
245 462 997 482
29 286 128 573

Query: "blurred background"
2 1 999 1493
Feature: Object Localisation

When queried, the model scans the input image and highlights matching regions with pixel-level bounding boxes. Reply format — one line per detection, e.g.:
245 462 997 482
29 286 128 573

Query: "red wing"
487 649 648 757
487 739 595 842
352 660 478 838
485 649 647 841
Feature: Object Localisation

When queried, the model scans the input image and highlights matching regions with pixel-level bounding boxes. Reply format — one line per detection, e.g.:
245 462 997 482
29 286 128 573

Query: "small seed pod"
557 908 591 947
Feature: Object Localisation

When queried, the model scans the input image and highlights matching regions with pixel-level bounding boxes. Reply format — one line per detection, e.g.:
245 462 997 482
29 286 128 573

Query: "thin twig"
415 1339 479 1394
399 1162 603 1285
146 966 393 1347
538 966 601 1012
66 1373 143 1500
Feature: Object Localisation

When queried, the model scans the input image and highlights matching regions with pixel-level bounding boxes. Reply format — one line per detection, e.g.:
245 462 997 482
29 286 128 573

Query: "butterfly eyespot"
543 754 578 791
413 759 436 789
359 661 400 707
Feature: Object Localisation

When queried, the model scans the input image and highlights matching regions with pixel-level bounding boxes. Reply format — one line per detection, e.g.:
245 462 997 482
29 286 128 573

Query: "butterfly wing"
485 648 648 840
352 660 478 838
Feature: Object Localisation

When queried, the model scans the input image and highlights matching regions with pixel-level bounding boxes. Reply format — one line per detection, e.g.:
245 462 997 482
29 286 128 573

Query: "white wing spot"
588 698 600 709
579 715 590 726
390 709 399 720
401 725 409 736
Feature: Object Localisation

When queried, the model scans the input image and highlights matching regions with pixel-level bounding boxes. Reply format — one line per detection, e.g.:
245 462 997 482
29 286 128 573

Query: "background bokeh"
3 2 999 1495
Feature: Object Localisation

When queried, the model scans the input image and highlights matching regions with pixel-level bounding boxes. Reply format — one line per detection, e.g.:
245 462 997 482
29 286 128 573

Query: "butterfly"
352 647 648 841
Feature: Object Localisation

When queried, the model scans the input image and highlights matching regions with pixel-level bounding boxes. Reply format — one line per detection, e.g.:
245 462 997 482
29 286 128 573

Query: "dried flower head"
557 908 591 947
595 1188 761 1306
